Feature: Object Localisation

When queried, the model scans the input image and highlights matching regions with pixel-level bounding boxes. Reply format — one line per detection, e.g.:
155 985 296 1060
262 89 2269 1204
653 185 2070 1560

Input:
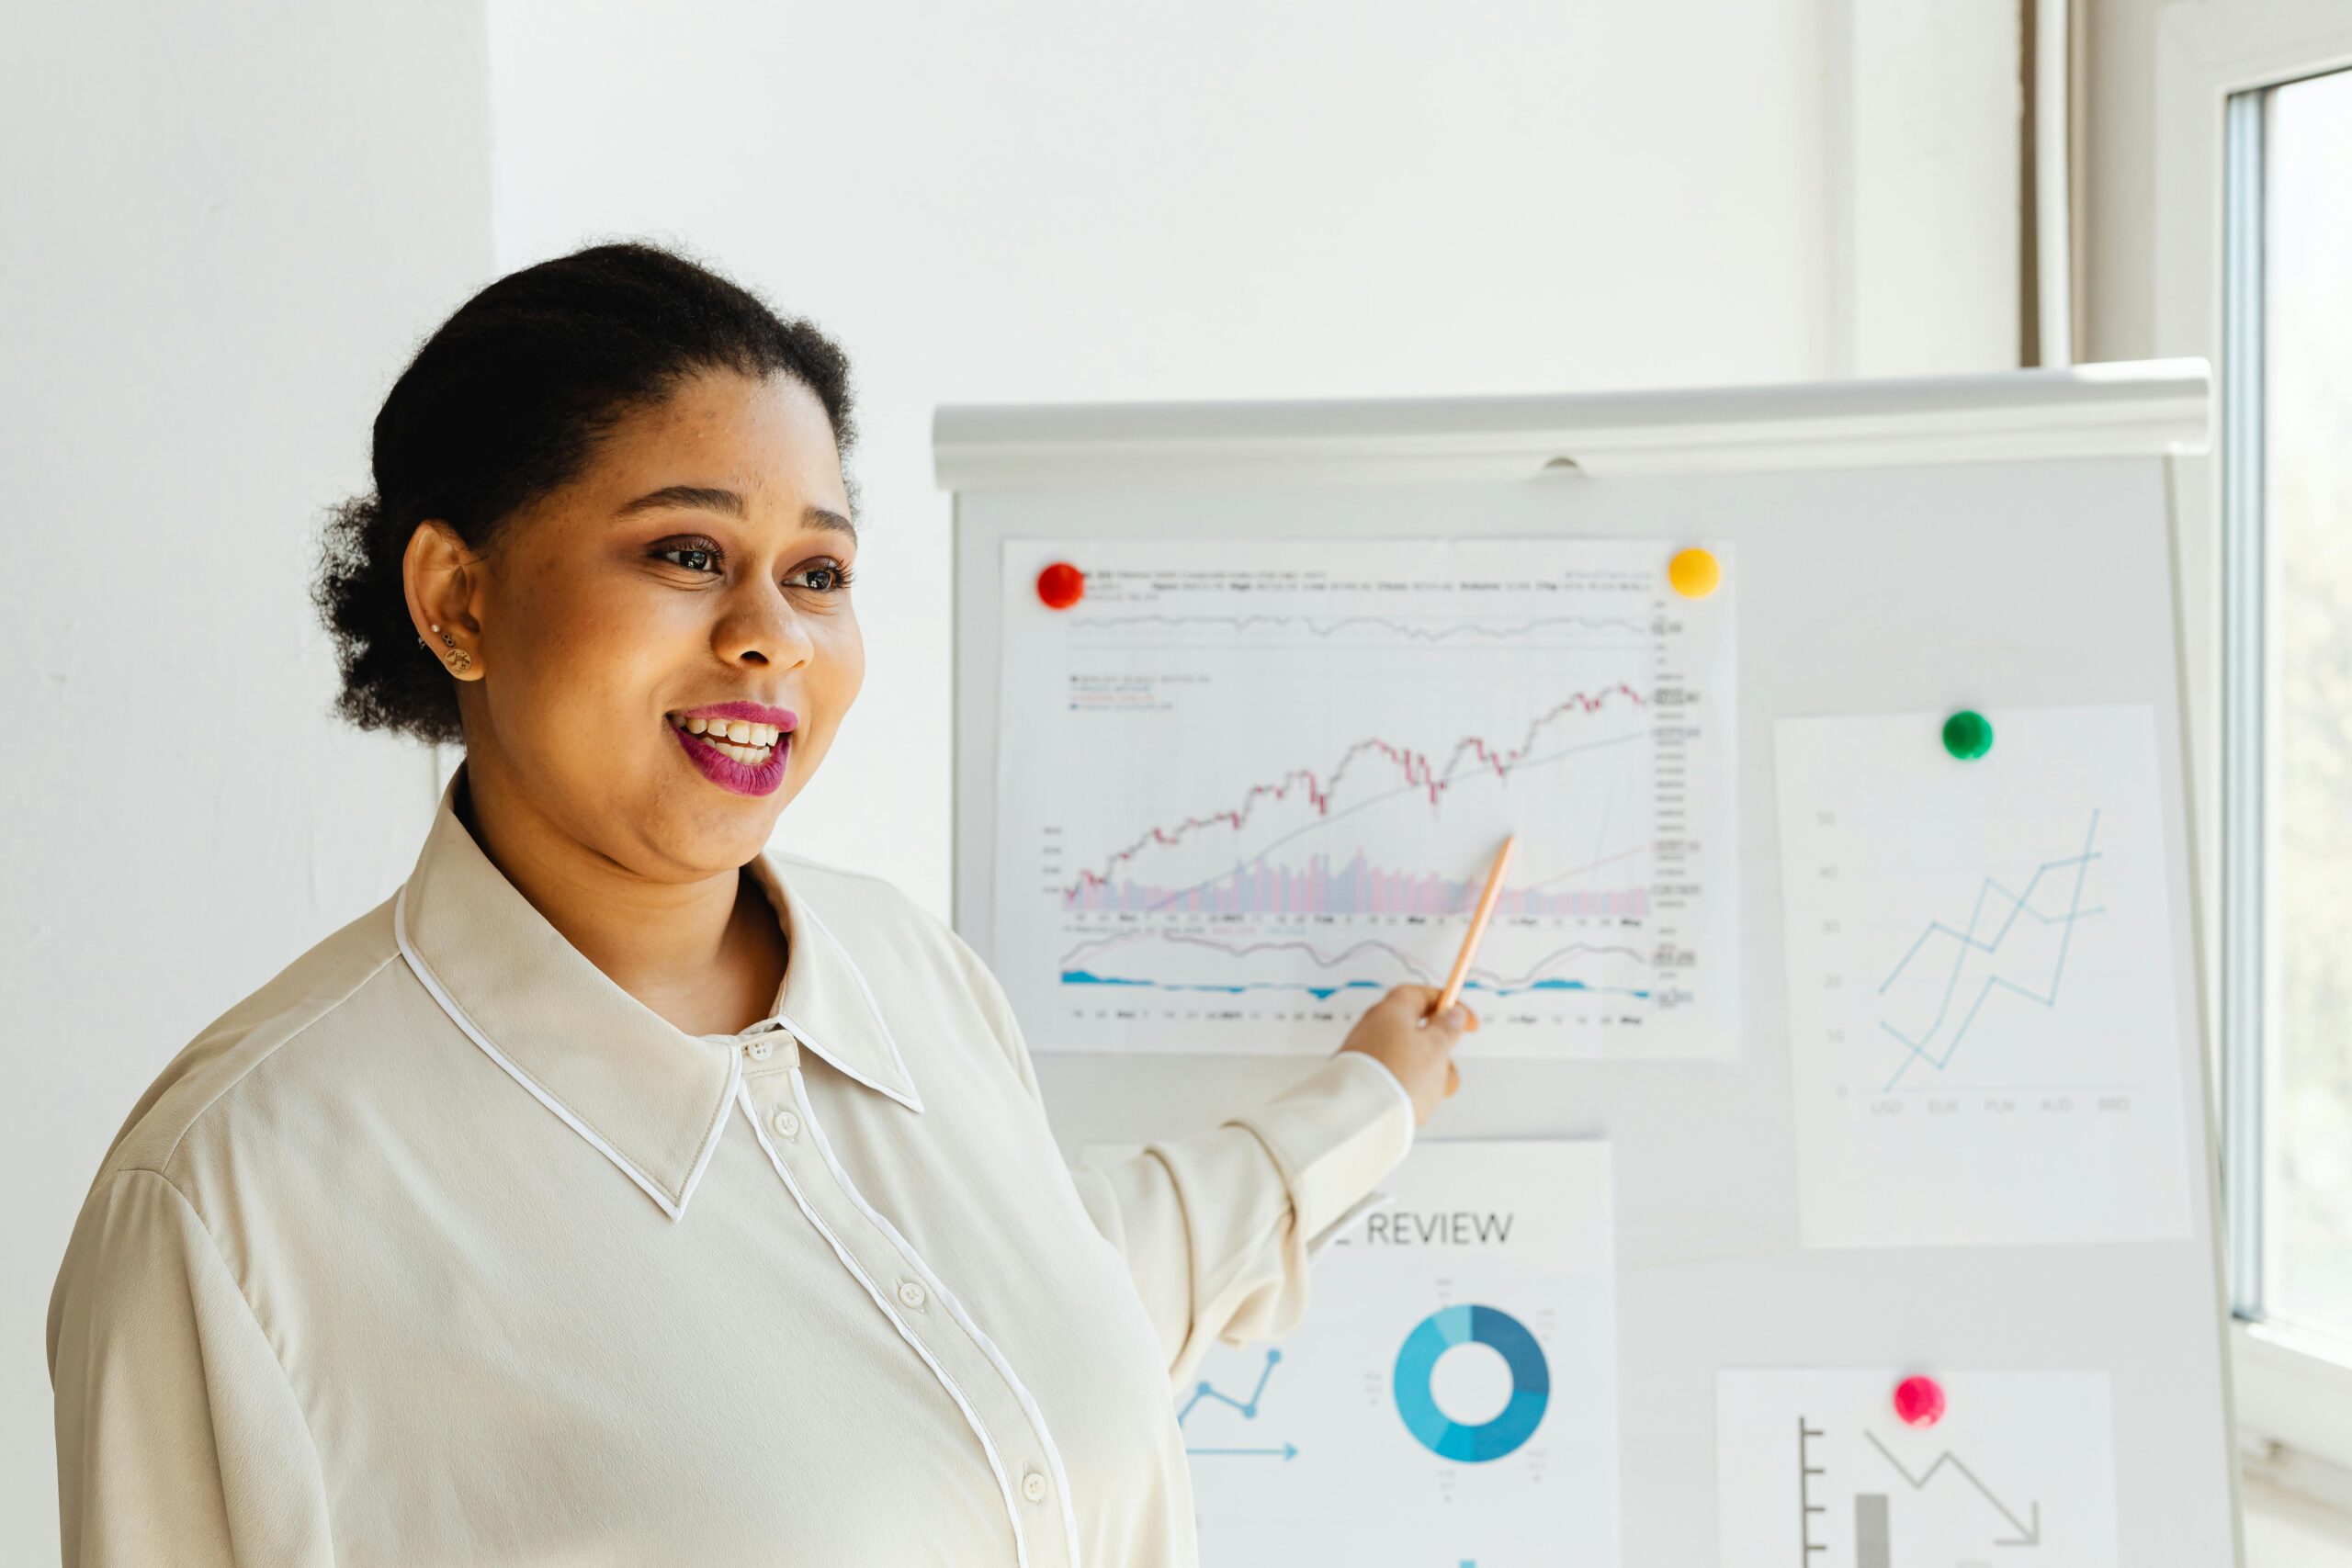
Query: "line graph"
1059 930 1652 980
1067 732 1650 916
1062 684 1645 903
1179 1349 1299 1459
1877 810 2107 1089
1775 705 2193 1248
993 536 1738 1059
1057 929 1656 1002
1070 611 1655 642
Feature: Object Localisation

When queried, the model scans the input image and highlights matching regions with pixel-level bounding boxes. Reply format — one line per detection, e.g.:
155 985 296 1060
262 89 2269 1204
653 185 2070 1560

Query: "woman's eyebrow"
616 483 745 518
615 485 855 539
804 505 856 540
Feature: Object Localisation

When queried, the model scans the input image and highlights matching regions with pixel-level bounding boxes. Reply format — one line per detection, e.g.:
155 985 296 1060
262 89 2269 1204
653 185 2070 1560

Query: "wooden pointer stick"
1420 831 1514 1090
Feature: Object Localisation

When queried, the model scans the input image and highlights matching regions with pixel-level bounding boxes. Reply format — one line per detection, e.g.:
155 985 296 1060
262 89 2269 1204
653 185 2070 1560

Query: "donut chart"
1391 1303 1551 1461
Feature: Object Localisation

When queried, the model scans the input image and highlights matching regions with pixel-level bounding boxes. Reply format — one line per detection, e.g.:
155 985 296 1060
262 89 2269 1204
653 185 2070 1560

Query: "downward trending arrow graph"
1862 1430 2043 1548
1736 1370 2110 1566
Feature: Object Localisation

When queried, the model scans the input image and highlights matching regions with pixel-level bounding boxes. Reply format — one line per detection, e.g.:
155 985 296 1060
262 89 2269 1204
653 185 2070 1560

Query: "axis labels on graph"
992 536 1741 1058
1772 705 2194 1250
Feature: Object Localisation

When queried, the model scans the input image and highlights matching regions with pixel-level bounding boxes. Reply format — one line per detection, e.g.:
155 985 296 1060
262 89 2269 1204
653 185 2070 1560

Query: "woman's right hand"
1335 984 1479 1125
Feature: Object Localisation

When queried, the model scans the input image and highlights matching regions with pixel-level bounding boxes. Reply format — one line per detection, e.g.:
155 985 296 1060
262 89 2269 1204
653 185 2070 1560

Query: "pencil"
1434 834 1516 1015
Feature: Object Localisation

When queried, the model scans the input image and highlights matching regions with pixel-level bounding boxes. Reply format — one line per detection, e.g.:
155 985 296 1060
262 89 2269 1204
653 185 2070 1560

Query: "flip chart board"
937 361 2236 1566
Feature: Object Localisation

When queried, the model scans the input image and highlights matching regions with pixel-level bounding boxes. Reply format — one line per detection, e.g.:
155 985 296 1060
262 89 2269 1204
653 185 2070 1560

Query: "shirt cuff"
1350 1053 1419 1156
1222 1051 1418 1253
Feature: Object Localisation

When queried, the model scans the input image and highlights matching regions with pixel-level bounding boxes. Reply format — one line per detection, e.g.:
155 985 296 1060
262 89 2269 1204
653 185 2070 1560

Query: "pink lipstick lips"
666 701 798 797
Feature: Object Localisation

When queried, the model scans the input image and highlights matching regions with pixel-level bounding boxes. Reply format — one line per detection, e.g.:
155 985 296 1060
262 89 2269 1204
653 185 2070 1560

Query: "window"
2223 64 2352 1353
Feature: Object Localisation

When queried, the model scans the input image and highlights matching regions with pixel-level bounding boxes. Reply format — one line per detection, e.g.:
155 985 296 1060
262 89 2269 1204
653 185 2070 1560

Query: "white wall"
486 0 2022 916
0 3 493 1559
1828 0 2023 374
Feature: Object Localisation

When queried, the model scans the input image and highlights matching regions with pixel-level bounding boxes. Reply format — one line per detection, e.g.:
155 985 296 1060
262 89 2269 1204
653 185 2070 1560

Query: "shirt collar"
391 761 922 1220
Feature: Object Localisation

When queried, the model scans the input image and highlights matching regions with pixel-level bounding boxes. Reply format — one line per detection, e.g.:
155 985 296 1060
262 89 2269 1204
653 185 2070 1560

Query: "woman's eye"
792 561 854 593
654 541 722 574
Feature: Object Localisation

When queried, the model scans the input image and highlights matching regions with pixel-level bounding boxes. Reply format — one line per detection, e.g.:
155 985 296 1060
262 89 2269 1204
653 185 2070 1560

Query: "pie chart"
1391 1303 1551 1462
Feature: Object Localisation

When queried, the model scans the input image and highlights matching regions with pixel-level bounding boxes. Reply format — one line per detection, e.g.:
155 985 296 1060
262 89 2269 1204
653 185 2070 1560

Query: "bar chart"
1717 1369 2116 1567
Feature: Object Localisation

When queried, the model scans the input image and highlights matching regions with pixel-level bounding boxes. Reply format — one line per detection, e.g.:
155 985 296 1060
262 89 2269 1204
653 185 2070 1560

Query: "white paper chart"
1078 1140 1617 1568
993 536 1737 1056
1773 705 2193 1249
1717 1369 2118 1568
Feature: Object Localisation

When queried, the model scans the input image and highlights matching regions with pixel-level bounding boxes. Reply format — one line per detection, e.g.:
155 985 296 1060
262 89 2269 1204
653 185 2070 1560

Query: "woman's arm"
48 1169 333 1567
944 931 1451 1393
1061 1048 1418 1391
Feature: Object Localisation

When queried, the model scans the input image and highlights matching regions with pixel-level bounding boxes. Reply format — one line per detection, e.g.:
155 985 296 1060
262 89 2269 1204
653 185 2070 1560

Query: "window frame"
2154 0 2352 1495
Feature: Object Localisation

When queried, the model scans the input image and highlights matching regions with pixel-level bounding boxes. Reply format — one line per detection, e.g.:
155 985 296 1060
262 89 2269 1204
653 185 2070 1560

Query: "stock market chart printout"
991 536 1737 1058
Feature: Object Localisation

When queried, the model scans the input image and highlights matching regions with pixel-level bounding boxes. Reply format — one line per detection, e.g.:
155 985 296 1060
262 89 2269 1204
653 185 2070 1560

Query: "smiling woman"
45 241 1469 1568
309 245 879 1029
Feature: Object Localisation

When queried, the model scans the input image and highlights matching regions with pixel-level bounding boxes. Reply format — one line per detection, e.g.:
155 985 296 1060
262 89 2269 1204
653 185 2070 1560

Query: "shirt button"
897 1280 927 1309
771 1108 801 1139
1022 1470 1047 1503
744 1038 773 1061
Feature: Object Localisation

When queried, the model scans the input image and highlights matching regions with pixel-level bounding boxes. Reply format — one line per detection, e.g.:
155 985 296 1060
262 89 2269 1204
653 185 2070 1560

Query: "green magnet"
1942 709 1994 761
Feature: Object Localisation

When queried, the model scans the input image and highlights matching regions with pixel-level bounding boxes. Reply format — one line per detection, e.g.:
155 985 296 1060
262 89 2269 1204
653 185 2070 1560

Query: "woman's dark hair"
312 240 855 746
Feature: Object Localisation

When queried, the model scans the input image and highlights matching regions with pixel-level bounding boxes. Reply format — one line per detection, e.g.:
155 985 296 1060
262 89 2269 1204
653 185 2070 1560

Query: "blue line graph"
1878 810 2107 1090
1179 1350 1299 1460
1062 970 1651 1003
1068 964 1656 1010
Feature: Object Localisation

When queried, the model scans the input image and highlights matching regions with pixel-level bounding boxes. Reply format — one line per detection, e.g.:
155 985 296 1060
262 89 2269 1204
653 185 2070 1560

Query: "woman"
46 243 1474 1567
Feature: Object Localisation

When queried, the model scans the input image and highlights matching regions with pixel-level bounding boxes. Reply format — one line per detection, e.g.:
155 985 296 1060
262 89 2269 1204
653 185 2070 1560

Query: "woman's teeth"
669 713 785 765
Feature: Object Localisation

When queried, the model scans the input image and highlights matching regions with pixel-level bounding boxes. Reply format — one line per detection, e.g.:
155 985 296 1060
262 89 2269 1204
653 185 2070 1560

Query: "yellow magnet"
1668 547 1720 599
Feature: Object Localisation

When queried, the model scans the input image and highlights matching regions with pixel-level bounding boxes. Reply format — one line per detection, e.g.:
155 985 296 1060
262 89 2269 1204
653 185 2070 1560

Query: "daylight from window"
2268 64 2352 1347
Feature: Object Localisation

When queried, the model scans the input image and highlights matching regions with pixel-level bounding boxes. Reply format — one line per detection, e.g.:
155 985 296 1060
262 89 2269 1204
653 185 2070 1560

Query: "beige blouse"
47 761 1416 1566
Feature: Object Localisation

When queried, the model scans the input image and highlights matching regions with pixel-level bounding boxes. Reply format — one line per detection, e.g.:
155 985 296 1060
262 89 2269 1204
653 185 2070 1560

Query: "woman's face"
419 367 865 875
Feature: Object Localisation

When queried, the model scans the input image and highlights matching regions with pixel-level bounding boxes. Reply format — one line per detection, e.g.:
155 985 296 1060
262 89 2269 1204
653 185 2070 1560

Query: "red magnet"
1035 561 1085 610
1893 1374 1946 1427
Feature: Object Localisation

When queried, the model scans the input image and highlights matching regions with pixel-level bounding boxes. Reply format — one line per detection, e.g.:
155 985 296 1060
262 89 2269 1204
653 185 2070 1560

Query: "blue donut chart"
1391 1303 1550 1462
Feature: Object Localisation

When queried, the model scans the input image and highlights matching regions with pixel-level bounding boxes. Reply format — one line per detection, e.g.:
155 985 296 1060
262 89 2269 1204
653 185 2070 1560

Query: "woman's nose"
716 592 818 669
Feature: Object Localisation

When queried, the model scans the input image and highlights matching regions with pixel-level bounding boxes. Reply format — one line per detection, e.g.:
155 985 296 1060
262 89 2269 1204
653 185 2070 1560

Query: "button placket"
746 1067 1076 1566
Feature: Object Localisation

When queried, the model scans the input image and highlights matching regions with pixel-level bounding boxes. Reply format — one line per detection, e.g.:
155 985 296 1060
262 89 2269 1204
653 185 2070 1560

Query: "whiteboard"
938 362 2238 1566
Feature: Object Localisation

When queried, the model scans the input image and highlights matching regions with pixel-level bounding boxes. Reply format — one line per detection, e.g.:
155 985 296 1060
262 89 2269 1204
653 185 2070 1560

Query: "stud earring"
418 621 473 673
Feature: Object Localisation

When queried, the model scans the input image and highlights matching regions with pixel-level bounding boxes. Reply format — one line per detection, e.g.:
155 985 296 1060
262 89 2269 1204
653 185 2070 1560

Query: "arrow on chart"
1862 1430 2043 1547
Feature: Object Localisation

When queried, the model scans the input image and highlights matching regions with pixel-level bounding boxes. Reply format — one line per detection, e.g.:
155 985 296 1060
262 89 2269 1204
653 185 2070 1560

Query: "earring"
419 622 473 673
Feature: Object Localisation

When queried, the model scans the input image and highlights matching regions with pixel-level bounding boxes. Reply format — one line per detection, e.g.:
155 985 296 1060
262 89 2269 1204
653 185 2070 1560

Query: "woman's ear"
403 519 487 680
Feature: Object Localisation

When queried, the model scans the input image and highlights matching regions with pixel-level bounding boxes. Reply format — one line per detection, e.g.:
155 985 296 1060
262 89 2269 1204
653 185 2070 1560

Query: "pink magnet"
1893 1374 1946 1427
